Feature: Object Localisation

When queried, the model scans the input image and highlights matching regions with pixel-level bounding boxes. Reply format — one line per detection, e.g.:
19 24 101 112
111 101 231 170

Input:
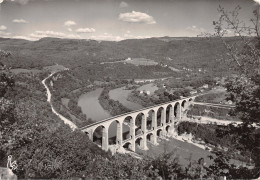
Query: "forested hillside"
0 37 237 81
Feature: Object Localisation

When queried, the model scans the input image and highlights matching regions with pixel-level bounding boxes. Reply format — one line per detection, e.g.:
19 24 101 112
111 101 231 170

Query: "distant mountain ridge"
0 36 239 78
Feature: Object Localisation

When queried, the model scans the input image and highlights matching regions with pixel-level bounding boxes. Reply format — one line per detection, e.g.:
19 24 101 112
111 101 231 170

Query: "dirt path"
42 72 77 130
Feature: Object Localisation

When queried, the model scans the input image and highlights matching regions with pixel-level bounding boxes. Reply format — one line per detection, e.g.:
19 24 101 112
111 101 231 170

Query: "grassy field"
195 87 229 104
108 86 143 111
136 138 213 167
136 83 159 95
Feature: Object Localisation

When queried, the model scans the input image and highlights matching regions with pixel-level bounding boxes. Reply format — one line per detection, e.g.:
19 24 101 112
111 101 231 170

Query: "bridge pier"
116 122 123 145
86 129 93 141
151 133 157 145
161 108 167 136
152 111 157 131
176 103 181 120
169 106 173 123
130 118 136 152
141 114 148 150
102 127 109 151
152 111 158 145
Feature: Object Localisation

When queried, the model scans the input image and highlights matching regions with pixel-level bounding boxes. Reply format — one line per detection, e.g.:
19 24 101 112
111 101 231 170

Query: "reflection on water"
78 88 111 121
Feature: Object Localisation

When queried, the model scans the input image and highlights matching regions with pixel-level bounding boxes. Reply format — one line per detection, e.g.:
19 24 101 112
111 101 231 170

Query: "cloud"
12 36 35 41
29 30 81 40
0 25 7 31
67 28 72 32
90 33 122 41
14 0 29 5
12 19 29 23
4 0 29 5
64 20 76 27
119 11 156 24
119 1 128 8
90 32 150 41
186 25 205 33
76 28 96 33
254 0 260 4
30 30 65 38
0 31 11 36
123 33 150 39
218 29 239 37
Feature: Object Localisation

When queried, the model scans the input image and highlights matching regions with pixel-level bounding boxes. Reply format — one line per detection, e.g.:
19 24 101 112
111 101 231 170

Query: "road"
42 72 77 130
194 102 235 109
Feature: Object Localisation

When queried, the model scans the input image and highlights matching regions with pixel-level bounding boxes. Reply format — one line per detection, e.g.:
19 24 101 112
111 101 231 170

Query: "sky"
0 0 258 41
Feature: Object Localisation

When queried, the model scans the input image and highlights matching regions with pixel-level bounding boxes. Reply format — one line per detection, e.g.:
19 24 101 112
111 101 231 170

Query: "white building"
190 90 197 95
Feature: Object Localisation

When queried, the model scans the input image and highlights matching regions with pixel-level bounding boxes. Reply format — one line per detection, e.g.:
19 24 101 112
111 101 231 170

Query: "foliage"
177 122 259 178
146 150 184 179
187 104 237 120
194 91 227 103
210 5 260 125
0 37 232 79
99 88 130 116
208 150 259 179
127 87 191 109
1 4 260 179
225 75 260 124
205 5 260 175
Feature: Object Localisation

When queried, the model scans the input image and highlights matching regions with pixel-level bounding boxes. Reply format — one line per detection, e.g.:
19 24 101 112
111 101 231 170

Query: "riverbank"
99 88 131 117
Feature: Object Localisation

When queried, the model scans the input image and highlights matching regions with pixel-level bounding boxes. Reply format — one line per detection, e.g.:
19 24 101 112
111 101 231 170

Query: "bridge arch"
188 98 193 106
157 107 165 127
157 129 163 137
135 137 144 149
166 125 171 133
123 142 133 151
146 133 154 142
181 100 187 108
166 104 173 124
108 120 122 145
84 131 92 141
174 102 181 120
147 109 155 130
92 125 108 150
122 116 133 141
135 113 144 136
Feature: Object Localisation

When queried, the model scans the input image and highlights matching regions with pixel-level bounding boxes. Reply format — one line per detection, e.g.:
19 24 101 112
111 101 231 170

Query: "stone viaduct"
80 96 196 152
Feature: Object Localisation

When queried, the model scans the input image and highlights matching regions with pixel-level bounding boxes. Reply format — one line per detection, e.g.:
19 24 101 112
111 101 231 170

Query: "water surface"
78 88 111 121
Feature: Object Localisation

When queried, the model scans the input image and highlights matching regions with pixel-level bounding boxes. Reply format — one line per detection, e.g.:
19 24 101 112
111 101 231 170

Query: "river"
78 87 133 138
78 88 111 121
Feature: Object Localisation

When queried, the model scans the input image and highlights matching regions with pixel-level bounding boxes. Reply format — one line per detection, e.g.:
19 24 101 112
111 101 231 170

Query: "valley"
1 35 259 179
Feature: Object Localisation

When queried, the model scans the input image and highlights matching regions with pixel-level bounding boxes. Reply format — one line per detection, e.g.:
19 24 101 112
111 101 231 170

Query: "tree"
0 50 16 166
206 4 260 178
210 5 260 125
